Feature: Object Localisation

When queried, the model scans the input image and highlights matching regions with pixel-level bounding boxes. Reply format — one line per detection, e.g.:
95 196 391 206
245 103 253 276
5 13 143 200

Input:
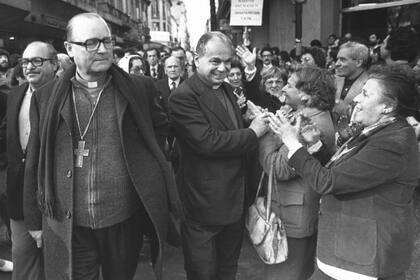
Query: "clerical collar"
75 71 108 89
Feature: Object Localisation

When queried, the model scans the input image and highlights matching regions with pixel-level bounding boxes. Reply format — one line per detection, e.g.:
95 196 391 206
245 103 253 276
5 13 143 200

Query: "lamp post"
291 0 307 56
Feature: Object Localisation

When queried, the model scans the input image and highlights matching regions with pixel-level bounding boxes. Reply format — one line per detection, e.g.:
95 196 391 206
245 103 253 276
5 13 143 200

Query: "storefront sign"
230 0 264 26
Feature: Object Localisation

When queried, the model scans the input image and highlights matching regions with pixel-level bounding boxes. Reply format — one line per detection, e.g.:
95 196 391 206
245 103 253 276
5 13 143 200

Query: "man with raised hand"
168 31 269 280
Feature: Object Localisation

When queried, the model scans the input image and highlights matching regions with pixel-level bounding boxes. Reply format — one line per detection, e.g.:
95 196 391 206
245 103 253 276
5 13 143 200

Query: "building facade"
216 0 420 51
0 0 151 53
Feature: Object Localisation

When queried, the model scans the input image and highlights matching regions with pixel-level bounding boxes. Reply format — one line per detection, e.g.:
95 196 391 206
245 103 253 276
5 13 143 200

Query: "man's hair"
113 46 124 59
0 49 9 59
164 56 181 67
339 41 370 68
310 39 323 48
385 26 419 63
195 32 233 58
170 46 186 55
146 48 159 56
260 47 272 56
66 13 109 41
25 41 58 61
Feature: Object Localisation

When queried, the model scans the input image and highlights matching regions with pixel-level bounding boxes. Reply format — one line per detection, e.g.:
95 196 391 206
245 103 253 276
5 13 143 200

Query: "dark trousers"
181 218 244 280
72 212 143 280
309 266 406 280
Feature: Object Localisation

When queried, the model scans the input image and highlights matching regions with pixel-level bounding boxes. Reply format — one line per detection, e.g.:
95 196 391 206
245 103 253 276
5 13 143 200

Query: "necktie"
170 81 176 92
19 90 33 152
152 68 157 78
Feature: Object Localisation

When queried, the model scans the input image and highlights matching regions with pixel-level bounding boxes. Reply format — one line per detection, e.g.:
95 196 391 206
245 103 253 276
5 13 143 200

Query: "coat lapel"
344 71 368 104
335 76 345 102
188 75 236 130
9 83 29 155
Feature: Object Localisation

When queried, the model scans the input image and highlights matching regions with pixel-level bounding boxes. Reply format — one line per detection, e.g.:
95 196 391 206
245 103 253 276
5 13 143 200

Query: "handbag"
245 163 288 264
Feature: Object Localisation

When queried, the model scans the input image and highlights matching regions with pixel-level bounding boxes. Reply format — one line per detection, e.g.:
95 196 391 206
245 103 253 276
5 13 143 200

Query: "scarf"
37 64 174 218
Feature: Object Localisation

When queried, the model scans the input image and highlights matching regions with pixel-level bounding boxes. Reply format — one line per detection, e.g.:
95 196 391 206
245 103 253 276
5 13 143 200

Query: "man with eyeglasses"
23 12 181 280
6 41 58 280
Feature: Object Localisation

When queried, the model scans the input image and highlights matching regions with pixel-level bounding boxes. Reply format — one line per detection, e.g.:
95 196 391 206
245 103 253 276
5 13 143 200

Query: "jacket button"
66 210 72 219
21 158 25 163
66 170 72 178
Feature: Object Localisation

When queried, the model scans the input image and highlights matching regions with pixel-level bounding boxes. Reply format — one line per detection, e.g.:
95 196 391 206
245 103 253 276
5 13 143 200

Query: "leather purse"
245 164 288 264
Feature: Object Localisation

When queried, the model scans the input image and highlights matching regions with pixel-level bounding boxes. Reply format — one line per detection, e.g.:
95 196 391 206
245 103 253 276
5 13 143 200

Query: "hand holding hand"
29 230 43 248
249 112 270 138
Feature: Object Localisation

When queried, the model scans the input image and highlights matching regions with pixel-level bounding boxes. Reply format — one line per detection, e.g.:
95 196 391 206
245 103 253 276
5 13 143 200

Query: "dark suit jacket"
168 74 259 225
23 66 178 280
6 83 29 220
0 89 7 154
155 76 184 111
289 119 419 277
145 64 164 80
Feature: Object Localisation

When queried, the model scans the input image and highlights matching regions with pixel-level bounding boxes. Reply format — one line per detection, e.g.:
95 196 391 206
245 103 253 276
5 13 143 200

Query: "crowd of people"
0 11 420 280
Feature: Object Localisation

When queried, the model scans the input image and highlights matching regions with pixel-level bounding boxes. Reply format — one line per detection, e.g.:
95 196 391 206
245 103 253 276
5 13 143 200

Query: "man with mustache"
7 41 58 279
23 13 180 280
168 31 269 280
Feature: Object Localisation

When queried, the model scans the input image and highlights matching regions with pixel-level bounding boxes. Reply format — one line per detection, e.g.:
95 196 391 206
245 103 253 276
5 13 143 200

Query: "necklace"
72 78 110 168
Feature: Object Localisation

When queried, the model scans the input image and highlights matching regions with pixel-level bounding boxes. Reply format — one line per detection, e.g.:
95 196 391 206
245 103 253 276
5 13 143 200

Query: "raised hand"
236 45 257 68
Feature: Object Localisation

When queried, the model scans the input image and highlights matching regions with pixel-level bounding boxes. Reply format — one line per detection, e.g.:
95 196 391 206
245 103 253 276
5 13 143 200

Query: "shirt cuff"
307 140 323 154
244 66 257 81
287 143 303 159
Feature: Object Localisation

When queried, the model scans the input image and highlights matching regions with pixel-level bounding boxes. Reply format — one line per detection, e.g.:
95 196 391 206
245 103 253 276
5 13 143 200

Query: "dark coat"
168 74 259 225
6 83 29 220
289 119 419 278
145 64 165 80
0 89 7 153
23 66 180 280
154 76 183 112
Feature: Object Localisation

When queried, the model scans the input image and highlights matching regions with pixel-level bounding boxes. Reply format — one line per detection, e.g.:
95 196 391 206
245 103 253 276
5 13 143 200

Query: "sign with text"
230 0 264 26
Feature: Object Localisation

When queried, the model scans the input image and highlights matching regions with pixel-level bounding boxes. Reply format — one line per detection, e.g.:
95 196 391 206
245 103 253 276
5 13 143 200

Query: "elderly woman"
270 65 420 280
258 66 289 112
259 66 336 280
117 54 145 76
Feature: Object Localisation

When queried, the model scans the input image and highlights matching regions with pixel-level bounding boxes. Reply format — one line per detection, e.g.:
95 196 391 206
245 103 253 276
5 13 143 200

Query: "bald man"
155 56 183 111
7 41 58 279
23 13 181 280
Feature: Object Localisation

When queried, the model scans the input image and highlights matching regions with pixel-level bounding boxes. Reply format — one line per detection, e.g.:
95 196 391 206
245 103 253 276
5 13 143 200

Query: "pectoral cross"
74 140 89 168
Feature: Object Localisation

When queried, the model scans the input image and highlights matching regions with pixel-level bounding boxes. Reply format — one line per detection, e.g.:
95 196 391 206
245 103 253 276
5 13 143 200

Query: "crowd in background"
0 15 420 280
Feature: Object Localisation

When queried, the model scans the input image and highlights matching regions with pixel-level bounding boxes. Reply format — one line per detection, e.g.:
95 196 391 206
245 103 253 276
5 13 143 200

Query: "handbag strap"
254 171 266 203
265 163 273 222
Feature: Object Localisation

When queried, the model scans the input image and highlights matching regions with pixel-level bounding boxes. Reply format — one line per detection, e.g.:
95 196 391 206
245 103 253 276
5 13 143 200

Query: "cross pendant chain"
71 78 109 168
74 140 89 168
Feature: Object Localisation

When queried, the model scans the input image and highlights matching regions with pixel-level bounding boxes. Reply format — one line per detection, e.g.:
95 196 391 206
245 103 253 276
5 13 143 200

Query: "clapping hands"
268 111 321 149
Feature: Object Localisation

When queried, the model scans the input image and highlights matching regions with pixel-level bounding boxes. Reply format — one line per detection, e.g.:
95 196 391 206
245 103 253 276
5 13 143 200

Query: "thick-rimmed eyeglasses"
69 37 114 52
19 57 55 68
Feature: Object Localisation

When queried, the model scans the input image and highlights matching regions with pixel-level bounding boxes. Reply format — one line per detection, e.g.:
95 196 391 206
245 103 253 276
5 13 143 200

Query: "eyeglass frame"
68 37 115 52
18 57 56 68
